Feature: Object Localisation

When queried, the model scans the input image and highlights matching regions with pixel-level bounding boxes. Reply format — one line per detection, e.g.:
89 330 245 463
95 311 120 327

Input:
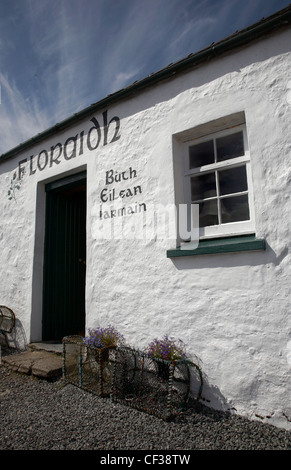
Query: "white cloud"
0 71 50 154
110 70 141 94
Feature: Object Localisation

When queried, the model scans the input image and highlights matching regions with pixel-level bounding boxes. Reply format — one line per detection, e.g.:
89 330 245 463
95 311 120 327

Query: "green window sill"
167 234 266 258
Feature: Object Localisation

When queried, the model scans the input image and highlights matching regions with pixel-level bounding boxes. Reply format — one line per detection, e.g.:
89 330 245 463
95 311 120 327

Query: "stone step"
29 341 63 354
1 345 63 380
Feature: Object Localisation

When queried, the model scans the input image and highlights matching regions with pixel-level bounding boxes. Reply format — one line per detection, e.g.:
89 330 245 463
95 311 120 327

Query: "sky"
0 0 290 155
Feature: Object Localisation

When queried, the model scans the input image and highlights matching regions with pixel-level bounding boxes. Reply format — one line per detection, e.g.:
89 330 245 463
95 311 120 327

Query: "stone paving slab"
1 350 63 379
29 342 63 354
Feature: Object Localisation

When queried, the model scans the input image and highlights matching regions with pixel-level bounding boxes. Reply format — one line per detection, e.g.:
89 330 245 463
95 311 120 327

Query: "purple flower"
83 325 124 349
147 335 187 361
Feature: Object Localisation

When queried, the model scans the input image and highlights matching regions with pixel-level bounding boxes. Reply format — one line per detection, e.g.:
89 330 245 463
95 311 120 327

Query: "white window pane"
189 140 214 168
221 195 250 224
218 165 248 196
216 131 244 162
191 172 216 201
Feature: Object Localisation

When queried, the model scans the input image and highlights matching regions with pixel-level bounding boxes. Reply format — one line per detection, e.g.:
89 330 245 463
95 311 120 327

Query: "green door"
42 173 86 341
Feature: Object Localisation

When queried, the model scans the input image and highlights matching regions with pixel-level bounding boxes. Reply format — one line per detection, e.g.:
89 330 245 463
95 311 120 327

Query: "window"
183 124 254 239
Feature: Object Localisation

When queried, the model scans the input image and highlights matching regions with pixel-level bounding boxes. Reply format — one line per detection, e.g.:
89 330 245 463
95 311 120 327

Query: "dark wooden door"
42 173 86 341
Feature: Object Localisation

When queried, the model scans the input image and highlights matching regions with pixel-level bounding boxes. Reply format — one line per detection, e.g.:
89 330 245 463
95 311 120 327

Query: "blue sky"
0 0 289 155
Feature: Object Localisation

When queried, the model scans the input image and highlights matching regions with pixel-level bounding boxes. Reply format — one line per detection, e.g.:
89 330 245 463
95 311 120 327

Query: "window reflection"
199 200 219 227
189 140 214 168
218 166 248 195
216 131 244 162
221 195 250 223
191 172 216 201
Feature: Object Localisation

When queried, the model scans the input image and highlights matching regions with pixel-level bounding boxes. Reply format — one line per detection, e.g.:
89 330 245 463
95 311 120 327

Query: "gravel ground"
0 360 290 451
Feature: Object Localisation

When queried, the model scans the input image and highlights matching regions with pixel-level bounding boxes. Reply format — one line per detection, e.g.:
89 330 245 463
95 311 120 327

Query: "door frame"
42 171 87 341
30 169 87 344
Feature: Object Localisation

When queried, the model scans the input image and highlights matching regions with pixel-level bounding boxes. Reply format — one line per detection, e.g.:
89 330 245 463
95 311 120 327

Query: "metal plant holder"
110 346 203 421
62 335 115 397
62 338 203 420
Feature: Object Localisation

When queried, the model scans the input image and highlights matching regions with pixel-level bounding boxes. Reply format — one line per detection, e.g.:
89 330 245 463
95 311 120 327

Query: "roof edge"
1 4 290 162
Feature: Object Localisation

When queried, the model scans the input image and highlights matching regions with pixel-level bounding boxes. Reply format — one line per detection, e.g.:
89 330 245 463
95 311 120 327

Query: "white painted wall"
0 28 290 429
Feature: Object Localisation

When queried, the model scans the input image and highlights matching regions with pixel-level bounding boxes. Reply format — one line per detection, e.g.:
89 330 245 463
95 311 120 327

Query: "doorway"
42 172 86 341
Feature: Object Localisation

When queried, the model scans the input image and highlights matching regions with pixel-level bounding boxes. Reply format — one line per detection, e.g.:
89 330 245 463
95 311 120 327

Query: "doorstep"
1 343 63 380
29 341 63 354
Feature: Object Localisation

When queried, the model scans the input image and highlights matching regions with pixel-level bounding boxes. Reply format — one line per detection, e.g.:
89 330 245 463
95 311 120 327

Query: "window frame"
182 124 255 240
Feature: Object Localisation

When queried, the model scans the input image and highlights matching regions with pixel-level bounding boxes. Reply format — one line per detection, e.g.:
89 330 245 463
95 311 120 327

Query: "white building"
0 6 290 429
